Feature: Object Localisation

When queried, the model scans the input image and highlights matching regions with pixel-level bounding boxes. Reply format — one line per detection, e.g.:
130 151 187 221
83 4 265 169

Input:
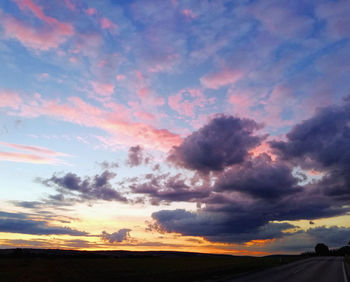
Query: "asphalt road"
231 257 349 282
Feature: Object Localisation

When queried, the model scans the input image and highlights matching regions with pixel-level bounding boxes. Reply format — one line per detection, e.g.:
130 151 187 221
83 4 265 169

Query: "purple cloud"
168 115 265 172
101 229 131 243
39 170 127 203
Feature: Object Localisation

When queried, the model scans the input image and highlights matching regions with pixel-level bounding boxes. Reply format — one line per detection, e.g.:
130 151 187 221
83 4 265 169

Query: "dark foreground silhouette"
0 248 349 281
0 249 301 282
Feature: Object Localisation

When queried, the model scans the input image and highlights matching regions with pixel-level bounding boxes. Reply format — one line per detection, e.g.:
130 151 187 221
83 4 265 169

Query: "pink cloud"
2 16 72 50
148 53 179 73
133 111 156 122
182 9 197 19
1 92 181 151
200 69 243 89
0 90 22 109
0 151 60 164
228 89 256 118
3 0 74 52
64 0 76 11
137 87 164 107
85 7 97 16
0 140 68 165
15 0 57 24
100 18 118 30
227 86 295 129
14 0 73 34
91 81 115 96
0 141 67 156
36 73 50 80
168 89 207 116
116 74 126 81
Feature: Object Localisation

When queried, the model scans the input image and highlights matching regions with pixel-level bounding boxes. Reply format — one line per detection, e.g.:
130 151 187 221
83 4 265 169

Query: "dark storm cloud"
214 154 302 200
39 170 127 202
101 229 131 243
150 185 348 243
0 211 88 236
147 157 348 243
270 101 350 199
139 104 350 243
130 173 210 204
126 145 148 167
168 115 265 172
150 209 296 243
270 102 350 169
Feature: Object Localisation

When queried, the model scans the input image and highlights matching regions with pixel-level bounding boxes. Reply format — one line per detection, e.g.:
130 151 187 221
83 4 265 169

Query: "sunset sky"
1 0 350 255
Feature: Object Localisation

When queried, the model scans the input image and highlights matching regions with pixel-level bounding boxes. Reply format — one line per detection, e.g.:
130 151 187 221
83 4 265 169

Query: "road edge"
344 257 350 282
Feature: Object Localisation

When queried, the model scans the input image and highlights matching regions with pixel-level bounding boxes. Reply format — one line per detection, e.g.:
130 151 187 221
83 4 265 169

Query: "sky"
0 0 350 255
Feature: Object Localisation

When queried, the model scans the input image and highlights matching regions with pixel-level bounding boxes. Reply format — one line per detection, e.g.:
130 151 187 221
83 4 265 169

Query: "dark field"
0 249 302 282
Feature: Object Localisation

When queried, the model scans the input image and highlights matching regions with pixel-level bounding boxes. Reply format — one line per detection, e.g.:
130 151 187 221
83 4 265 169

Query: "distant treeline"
302 243 350 257
0 248 232 259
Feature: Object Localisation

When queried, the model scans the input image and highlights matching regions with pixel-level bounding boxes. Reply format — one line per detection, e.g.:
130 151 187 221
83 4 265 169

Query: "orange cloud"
245 238 276 246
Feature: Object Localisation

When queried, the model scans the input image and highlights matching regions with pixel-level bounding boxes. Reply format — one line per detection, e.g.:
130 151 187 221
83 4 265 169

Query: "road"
230 257 349 282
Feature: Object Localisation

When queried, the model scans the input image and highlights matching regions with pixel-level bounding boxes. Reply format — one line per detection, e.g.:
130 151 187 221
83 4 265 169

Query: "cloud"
270 100 350 199
200 69 243 89
91 81 115 96
126 145 145 167
100 18 118 30
0 92 182 151
0 90 22 109
150 209 295 243
214 153 302 200
0 151 62 164
0 211 87 236
168 88 209 117
0 141 67 156
0 141 68 165
149 101 350 244
168 115 265 172
97 161 119 170
39 170 127 203
2 0 74 51
101 229 131 243
130 173 210 205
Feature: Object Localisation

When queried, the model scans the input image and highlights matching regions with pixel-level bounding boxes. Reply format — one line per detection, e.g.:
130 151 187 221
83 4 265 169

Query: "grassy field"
0 254 302 282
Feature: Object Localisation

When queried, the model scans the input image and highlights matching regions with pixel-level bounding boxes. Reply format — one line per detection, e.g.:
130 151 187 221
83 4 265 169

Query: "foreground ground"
0 249 301 282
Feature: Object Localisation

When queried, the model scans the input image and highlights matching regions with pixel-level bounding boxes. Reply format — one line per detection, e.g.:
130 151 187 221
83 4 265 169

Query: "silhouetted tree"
315 243 329 256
